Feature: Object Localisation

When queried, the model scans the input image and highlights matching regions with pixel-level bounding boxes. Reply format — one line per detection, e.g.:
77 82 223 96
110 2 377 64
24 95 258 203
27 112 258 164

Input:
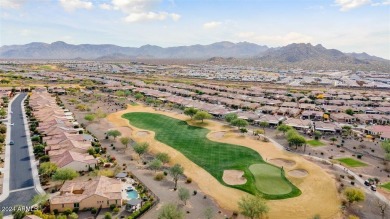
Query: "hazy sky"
0 0 389 59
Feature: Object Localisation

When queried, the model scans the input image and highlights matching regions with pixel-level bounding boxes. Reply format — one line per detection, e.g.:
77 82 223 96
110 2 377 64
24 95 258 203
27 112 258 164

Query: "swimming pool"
127 190 139 199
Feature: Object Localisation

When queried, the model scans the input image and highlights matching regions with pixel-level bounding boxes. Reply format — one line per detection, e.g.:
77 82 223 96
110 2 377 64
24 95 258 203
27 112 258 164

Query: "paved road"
0 93 38 215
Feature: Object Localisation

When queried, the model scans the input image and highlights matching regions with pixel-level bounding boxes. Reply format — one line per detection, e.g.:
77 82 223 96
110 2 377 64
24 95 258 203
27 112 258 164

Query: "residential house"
330 113 356 123
50 176 123 212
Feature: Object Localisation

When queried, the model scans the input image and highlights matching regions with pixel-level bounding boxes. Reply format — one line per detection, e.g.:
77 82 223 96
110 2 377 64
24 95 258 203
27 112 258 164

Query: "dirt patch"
222 170 247 185
269 158 296 168
288 169 309 178
137 131 150 137
210 131 226 139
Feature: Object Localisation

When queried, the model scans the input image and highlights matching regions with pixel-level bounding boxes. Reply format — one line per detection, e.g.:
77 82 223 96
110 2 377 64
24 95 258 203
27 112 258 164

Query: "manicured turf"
123 112 301 199
380 182 390 191
307 140 325 147
249 164 292 195
336 158 368 167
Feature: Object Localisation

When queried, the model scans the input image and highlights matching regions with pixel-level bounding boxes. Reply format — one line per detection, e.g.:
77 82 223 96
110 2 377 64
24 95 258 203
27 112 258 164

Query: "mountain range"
0 41 388 70
0 41 269 60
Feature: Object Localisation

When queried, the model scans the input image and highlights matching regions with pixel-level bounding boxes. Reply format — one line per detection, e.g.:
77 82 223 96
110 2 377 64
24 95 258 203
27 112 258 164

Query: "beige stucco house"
50 176 123 212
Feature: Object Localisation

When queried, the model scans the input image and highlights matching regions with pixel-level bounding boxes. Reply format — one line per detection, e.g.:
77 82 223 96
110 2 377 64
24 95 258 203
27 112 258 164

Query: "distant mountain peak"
51 41 68 45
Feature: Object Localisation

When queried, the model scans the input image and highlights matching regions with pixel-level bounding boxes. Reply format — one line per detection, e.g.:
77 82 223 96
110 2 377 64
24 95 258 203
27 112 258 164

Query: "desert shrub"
109 204 116 211
154 173 165 181
186 177 192 184
113 208 119 214
63 208 72 216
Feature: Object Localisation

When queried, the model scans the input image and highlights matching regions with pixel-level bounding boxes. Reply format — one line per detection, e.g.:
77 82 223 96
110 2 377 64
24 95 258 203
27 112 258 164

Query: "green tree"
238 195 269 219
193 111 212 123
104 212 112 219
133 142 149 161
0 125 6 134
259 121 269 136
345 109 354 116
39 162 58 179
87 147 96 155
107 130 122 140
231 118 249 129
56 215 67 219
184 107 198 119
115 90 125 97
84 114 95 122
31 193 50 208
225 113 238 123
12 205 27 219
120 137 131 148
69 212 78 219
382 141 390 161
134 93 144 100
0 108 6 118
277 124 291 135
342 125 352 137
148 159 163 172
156 152 170 164
34 144 45 156
145 97 155 105
169 164 184 190
158 203 184 219
286 129 299 139
314 131 322 140
52 168 79 185
178 187 190 205
330 137 337 145
154 99 163 107
287 134 306 150
0 79 10 84
253 129 264 137
240 128 248 135
381 140 390 153
344 187 365 206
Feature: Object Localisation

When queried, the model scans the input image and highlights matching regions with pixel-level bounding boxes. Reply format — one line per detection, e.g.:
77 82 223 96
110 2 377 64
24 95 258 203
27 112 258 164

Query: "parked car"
10 140 14 145
364 180 371 186
371 185 377 191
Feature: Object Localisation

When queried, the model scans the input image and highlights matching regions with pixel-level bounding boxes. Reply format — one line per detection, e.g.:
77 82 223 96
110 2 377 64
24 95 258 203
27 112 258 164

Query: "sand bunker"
269 158 296 168
288 169 309 178
137 131 150 137
222 170 247 185
211 131 226 139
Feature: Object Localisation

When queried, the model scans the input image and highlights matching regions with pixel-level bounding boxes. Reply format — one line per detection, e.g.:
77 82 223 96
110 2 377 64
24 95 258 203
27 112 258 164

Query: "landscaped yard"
380 182 390 191
123 112 301 199
335 157 368 167
307 139 325 147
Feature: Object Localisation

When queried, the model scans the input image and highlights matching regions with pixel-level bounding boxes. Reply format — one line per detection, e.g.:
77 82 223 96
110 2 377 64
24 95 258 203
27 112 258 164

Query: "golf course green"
123 112 301 199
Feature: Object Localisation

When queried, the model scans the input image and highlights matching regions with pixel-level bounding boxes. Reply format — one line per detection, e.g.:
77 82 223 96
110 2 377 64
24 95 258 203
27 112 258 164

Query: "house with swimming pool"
50 176 123 212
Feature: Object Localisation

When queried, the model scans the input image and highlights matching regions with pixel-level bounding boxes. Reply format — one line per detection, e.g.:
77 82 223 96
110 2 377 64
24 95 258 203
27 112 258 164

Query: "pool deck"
121 178 138 200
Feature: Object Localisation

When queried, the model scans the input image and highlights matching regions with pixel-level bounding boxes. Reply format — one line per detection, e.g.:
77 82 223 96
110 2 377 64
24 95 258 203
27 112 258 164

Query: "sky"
0 0 389 59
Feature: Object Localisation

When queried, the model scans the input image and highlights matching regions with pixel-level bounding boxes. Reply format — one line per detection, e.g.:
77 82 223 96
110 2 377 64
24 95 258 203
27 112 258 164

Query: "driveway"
0 93 38 216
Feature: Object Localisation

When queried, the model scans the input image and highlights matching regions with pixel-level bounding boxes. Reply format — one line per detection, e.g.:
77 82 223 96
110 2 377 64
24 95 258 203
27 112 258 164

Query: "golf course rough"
122 112 301 199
